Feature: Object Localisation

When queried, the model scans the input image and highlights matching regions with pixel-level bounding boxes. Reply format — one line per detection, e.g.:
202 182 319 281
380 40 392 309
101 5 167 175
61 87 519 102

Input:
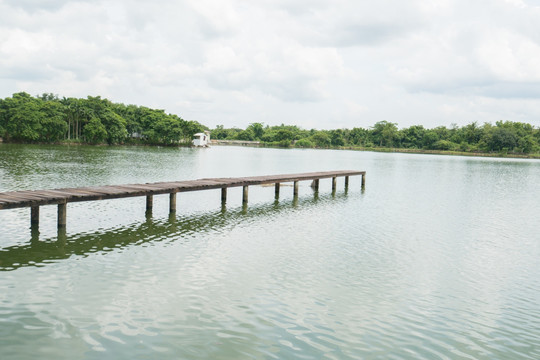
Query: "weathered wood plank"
0 170 365 210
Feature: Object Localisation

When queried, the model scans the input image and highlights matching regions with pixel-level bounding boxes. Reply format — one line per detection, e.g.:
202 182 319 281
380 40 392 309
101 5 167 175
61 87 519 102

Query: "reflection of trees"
0 191 355 271
0 144 114 189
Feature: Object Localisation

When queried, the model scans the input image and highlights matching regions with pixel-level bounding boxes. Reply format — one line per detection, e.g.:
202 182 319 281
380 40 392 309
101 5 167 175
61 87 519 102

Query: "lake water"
0 143 539 360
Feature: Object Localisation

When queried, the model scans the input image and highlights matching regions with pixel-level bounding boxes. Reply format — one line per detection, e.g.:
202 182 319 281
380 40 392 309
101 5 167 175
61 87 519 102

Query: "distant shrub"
459 142 470 152
278 139 291 147
433 140 458 151
295 139 313 148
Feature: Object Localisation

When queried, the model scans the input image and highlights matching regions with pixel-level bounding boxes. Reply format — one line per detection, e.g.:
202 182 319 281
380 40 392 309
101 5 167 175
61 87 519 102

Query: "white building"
192 131 210 147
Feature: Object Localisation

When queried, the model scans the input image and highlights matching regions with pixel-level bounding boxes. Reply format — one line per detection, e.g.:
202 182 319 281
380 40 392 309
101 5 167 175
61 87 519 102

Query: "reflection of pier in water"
0 190 361 271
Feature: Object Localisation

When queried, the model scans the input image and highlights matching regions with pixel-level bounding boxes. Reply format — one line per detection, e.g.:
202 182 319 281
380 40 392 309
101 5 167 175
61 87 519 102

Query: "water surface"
1 143 539 359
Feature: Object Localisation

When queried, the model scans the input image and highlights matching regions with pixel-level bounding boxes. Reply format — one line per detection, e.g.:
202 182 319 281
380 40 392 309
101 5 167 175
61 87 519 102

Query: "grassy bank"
341 146 540 159
212 141 540 160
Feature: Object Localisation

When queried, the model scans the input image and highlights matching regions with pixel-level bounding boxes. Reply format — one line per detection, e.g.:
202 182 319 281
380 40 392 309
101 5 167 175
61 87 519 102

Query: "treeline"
2 92 539 155
212 120 540 155
0 92 206 145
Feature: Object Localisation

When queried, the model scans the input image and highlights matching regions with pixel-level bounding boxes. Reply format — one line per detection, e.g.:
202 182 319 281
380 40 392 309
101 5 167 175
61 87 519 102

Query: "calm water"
0 143 539 360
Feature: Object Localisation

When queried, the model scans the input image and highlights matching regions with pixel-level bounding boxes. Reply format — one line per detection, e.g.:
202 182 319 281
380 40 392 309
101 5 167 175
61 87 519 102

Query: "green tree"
261 130 278 142
348 127 369 146
295 138 314 148
464 121 483 144
400 125 425 148
61 97 91 140
153 116 184 144
39 101 67 141
2 92 42 141
423 129 440 149
83 117 107 144
211 125 235 140
183 120 205 140
372 121 398 147
247 122 264 140
311 131 331 147
37 93 59 101
236 128 255 141
330 129 345 146
101 109 127 144
276 129 294 141
432 139 458 151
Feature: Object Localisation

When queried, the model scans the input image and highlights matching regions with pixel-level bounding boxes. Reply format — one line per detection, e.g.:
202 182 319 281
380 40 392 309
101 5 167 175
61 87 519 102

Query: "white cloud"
0 0 539 129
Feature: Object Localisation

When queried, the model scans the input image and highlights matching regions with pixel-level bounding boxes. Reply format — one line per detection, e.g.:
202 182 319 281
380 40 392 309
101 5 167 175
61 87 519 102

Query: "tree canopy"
211 120 540 155
0 92 206 145
1 92 538 156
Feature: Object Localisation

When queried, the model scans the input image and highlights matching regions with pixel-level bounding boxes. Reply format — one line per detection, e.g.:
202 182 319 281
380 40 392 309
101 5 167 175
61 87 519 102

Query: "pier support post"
169 192 177 213
57 226 67 245
275 183 280 198
221 187 227 203
31 206 39 226
146 195 153 211
31 224 40 242
58 202 67 228
243 186 248 203
313 179 319 191
293 181 299 196
345 176 349 189
361 174 366 188
332 177 337 191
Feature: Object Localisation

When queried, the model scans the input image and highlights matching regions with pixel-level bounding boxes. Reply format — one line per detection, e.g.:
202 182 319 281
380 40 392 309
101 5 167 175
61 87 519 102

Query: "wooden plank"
0 170 365 210
90 185 141 194
1 190 67 202
0 191 55 202
0 193 38 203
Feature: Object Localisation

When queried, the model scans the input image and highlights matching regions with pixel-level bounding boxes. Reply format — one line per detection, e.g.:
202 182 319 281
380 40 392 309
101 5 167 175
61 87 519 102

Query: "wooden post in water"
275 183 280 197
31 223 40 242
361 174 366 187
31 206 39 226
243 186 249 203
58 202 67 228
345 176 349 188
146 195 153 211
57 226 67 244
332 177 337 191
169 192 176 213
314 179 319 191
293 181 299 196
221 187 227 202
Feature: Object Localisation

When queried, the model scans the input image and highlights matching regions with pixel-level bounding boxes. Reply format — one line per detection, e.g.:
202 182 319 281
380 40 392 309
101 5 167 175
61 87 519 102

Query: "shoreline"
341 146 540 159
1 139 539 160
211 142 540 159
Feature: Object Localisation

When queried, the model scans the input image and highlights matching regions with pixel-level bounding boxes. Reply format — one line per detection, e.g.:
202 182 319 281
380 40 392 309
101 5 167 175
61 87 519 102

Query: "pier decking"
0 170 365 229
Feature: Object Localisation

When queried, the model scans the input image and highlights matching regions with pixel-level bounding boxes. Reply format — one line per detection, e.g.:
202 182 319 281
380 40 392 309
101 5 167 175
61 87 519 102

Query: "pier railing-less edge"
0 170 365 231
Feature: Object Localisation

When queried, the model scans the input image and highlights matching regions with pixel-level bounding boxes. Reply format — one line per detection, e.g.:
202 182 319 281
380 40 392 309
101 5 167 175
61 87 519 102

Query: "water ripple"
1 146 540 359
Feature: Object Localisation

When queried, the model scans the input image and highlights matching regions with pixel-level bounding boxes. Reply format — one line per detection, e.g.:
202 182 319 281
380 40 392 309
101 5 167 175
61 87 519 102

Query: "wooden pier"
0 170 365 230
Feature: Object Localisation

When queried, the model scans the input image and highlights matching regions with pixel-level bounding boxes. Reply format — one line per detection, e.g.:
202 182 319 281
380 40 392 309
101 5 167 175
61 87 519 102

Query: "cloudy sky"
1 0 540 130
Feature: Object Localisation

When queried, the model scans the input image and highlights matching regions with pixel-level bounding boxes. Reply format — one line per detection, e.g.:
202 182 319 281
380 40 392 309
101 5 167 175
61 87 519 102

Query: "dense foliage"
212 120 540 155
1 92 538 156
0 92 205 145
